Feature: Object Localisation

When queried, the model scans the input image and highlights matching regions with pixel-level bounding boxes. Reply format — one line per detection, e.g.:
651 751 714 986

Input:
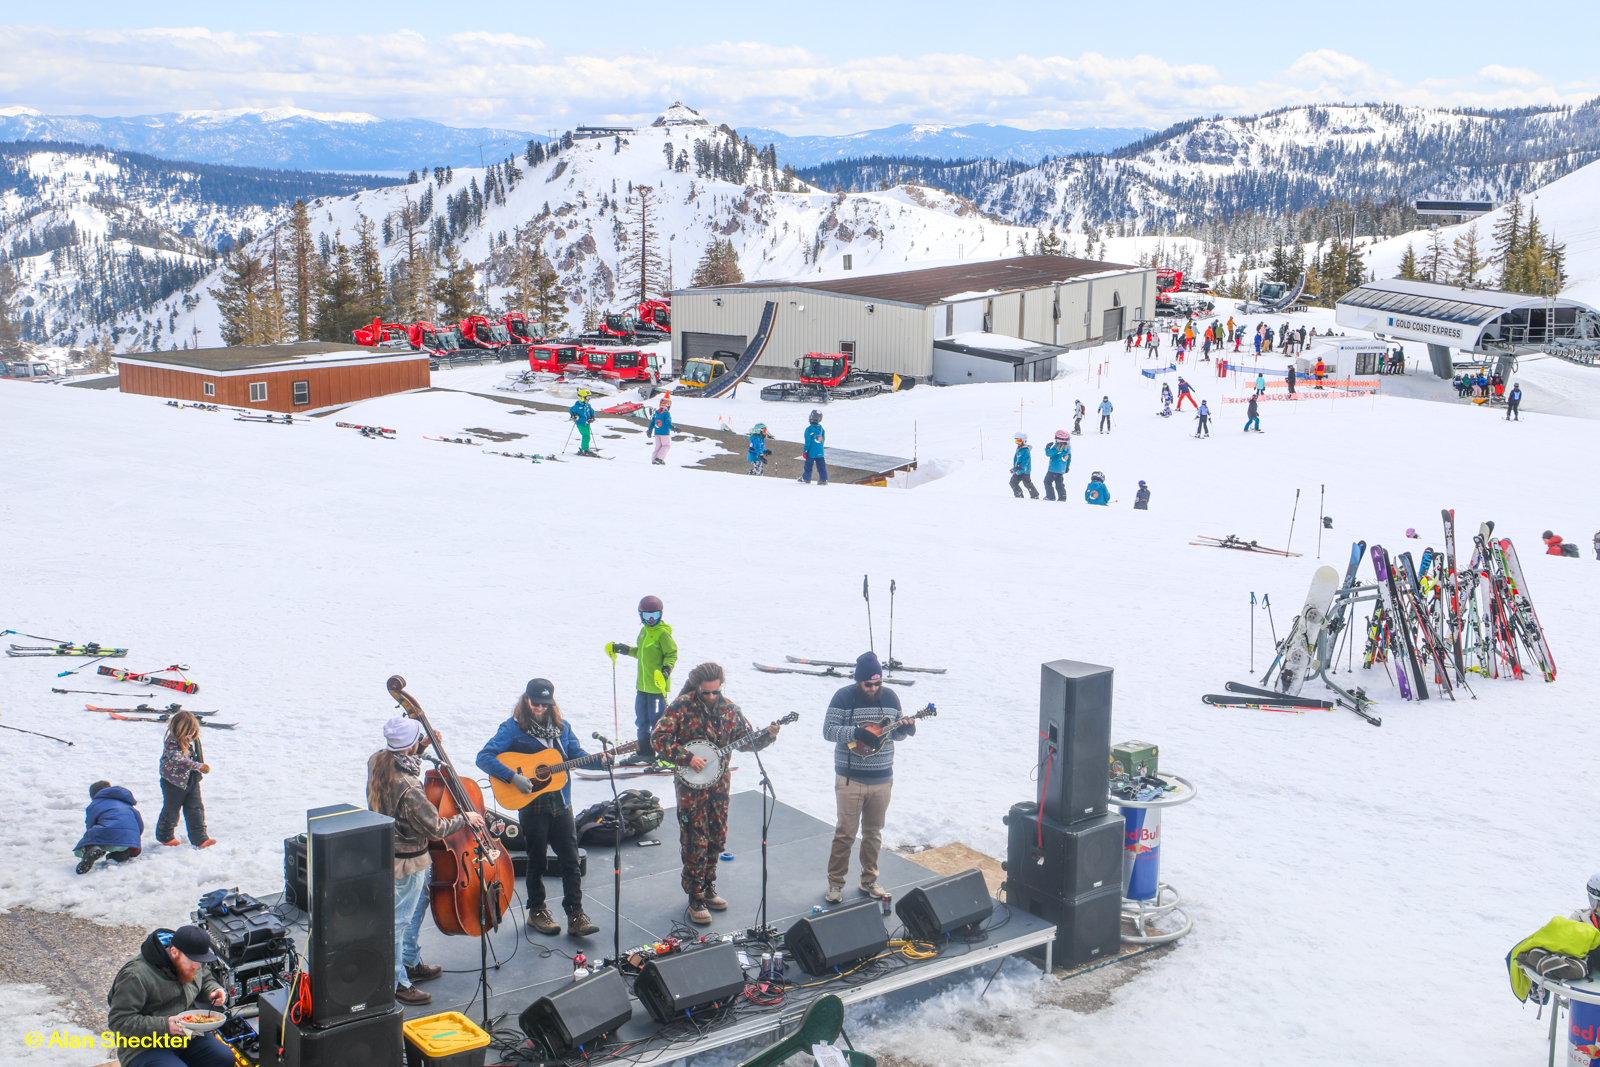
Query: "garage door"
681 332 747 370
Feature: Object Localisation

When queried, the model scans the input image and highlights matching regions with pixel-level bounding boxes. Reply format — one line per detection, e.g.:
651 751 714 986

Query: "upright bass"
387 675 515 936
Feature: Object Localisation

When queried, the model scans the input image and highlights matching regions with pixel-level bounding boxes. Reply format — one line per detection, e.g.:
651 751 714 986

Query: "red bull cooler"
1571 999 1600 1066
1120 805 1162 901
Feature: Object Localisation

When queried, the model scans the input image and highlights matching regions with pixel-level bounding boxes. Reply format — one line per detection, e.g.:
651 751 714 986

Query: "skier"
1145 331 1159 358
608 595 678 765
1134 480 1150 510
1084 471 1110 505
569 389 596 455
1097 396 1113 433
1314 358 1327 389
1506 383 1522 421
1195 399 1211 437
1009 433 1039 499
746 422 772 476
1286 365 1297 395
1594 531 1600 561
1244 393 1261 433
1072 399 1086 434
648 397 673 465
1043 431 1071 501
1255 372 1266 396
1159 382 1173 417
1175 376 1197 411
800 409 828 485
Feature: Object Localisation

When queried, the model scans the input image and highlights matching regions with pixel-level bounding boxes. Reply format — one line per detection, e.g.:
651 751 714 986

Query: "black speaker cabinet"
257 987 403 1067
1037 660 1113 823
895 869 994 942
519 967 632 1057
1006 882 1122 968
283 835 308 911
511 847 589 879
306 804 395 1026
785 899 890 976
634 942 746 1024
1003 803 1122 900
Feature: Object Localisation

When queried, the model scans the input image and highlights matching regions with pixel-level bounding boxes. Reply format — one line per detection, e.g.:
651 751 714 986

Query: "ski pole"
1250 592 1256 672
887 580 896 670
1317 485 1325 559
1285 488 1301 557
863 575 874 653
0 722 72 746
58 654 113 678
1263 594 1278 646
562 419 576 454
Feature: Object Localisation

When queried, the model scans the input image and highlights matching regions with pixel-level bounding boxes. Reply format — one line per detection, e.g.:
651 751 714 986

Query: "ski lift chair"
735 994 877 1067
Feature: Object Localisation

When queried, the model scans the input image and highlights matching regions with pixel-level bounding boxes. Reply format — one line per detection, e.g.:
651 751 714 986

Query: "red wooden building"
117 342 429 413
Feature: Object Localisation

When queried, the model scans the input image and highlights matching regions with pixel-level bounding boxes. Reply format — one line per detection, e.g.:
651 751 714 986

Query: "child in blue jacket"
800 410 828 484
1009 433 1039 499
75 781 144 873
1085 471 1110 505
747 423 771 476
1043 431 1071 501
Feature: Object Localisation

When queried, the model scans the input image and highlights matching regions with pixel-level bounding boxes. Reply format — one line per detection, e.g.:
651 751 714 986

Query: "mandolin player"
822 652 914 905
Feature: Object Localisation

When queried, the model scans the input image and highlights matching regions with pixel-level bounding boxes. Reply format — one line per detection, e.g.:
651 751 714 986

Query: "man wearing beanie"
368 715 483 1006
821 651 915 903
106 924 232 1065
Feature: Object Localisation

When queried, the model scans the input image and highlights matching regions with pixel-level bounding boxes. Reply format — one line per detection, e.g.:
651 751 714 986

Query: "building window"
249 382 267 402
292 380 309 406
203 382 215 397
839 341 855 358
842 254 853 270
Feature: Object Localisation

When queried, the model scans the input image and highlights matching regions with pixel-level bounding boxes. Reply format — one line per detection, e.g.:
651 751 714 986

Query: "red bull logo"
1124 824 1161 856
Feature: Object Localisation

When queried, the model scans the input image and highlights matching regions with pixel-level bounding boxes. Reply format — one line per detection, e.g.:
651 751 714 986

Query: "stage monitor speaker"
306 803 395 1026
634 942 746 1024
283 835 308 912
1037 660 1113 823
895 869 994 942
784 899 890 976
1003 803 1122 900
257 987 403 1067
1005 882 1122 968
519 966 633 1057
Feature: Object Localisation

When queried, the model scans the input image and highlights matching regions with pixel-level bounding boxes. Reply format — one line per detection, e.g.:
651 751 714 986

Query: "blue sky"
2 3 1595 133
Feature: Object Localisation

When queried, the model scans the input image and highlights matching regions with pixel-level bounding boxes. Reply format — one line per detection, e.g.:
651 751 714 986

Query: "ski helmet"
1091 471 1105 482
1015 432 1028 444
1542 530 1554 540
1055 430 1069 441
1588 873 1600 913
1406 528 1416 538
1139 480 1147 487
809 410 823 424
639 595 663 614
578 387 591 398
751 422 767 433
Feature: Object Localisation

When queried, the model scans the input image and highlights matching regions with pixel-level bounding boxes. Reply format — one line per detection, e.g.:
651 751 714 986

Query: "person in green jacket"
609 594 678 764
106 925 233 1066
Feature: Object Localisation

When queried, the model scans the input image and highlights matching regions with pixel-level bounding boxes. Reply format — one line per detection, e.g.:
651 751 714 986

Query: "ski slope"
3 302 1597 1065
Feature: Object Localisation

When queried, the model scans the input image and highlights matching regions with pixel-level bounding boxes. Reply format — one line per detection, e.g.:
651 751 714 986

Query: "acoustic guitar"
490 740 640 810
846 703 936 755
677 712 800 790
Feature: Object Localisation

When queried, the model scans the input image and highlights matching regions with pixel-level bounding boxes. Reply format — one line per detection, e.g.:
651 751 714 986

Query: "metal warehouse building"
670 255 1156 382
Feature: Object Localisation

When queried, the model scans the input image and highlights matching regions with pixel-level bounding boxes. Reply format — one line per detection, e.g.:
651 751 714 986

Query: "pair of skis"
754 658 915 686
87 704 235 729
1204 682 1381 726
486 451 564 462
97 664 198 694
7 643 127 658
1191 534 1302 557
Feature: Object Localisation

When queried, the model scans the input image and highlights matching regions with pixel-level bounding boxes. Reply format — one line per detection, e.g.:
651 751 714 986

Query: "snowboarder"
648 396 673 464
609 595 678 764
1010 433 1038 499
1244 394 1261 433
1085 471 1110 505
1506 383 1522 421
1195 399 1211 437
1043 431 1071 500
746 423 772 476
1097 396 1113 433
569 389 596 454
1134 480 1150 510
1175 377 1197 411
800 409 828 485
1073 399 1086 434
1159 382 1173 417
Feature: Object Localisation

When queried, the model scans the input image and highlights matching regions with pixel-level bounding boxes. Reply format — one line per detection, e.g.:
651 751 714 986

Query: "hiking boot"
75 846 105 874
529 908 560 936
860 882 890 900
700 884 727 911
824 885 842 904
395 983 432 1006
567 909 599 937
687 898 712 925
405 962 442 983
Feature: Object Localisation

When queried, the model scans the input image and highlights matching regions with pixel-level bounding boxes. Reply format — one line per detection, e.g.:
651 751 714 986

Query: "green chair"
736 993 877 1067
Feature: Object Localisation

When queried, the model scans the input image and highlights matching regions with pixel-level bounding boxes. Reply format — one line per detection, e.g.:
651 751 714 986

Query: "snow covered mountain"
0 106 536 172
977 101 1600 234
737 123 1152 165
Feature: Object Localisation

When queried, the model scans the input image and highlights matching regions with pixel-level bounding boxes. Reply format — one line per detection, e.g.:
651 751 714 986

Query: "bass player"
822 652 915 903
475 679 607 939
651 663 781 925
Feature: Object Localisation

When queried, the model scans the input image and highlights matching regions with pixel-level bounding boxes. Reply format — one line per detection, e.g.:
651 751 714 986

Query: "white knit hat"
384 716 422 752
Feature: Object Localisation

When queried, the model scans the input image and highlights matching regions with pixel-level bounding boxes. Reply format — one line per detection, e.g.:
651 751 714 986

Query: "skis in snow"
1495 538 1555 681
97 665 198 694
1190 534 1303 556
754 662 914 686
7 643 127 657
85 704 217 716
105 710 235 729
235 413 297 424
1371 546 1426 701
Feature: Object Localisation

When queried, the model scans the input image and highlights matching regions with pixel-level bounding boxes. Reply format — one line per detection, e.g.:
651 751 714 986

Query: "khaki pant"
828 775 892 887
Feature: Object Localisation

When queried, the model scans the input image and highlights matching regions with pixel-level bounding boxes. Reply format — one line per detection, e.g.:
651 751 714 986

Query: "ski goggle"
640 611 662 626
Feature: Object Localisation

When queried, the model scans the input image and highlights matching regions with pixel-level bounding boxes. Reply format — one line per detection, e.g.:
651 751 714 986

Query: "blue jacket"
569 400 594 426
475 717 590 808
1045 442 1070 473
75 786 144 852
1011 444 1032 475
1097 399 1113 415
649 410 673 435
804 423 825 458
1085 479 1109 505
747 432 768 461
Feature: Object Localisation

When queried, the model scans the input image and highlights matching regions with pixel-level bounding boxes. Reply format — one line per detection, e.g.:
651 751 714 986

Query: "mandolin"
846 703 936 755
489 740 640 810
677 712 799 790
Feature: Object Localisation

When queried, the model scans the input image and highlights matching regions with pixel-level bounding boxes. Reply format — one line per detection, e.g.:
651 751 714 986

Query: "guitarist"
651 663 780 925
822 652 914 904
474 679 604 939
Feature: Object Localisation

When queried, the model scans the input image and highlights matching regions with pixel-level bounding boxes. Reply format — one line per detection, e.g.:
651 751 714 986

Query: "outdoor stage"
402 789 1056 1063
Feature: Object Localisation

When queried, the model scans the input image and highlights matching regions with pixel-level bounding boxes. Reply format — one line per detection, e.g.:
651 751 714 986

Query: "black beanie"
854 652 883 682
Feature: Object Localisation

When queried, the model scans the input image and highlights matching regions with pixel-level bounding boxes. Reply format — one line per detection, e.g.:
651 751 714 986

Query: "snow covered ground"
3 309 1598 1065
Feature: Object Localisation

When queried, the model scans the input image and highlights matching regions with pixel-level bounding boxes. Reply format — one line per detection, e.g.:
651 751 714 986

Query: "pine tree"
689 239 743 287
1491 199 1523 289
208 248 275 346
395 197 430 320
0 264 32 358
352 214 387 322
284 200 318 340
509 225 570 335
314 234 365 343
1396 242 1419 280
1424 228 1448 282
620 187 667 305
1449 223 1484 286
1039 228 1064 256
431 246 478 322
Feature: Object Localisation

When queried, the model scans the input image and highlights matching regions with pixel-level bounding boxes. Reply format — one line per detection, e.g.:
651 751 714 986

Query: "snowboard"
1273 565 1340 696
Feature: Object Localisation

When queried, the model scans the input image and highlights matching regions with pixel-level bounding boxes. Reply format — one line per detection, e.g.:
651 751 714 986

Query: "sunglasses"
698 686 721 696
861 680 882 689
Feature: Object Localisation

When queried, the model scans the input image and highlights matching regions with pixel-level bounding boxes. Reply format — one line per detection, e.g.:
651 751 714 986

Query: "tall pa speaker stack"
260 804 404 1067
1001 660 1122 968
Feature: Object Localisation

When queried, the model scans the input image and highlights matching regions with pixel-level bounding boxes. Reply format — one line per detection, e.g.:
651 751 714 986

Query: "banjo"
677 712 799 790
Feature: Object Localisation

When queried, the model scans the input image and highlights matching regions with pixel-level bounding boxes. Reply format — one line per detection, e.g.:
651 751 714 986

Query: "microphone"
592 731 614 744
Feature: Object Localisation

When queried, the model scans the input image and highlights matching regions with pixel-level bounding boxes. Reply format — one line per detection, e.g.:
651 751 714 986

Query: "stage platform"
398 789 1054 1063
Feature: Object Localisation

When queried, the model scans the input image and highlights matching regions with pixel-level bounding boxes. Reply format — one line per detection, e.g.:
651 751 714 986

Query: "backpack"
574 789 665 846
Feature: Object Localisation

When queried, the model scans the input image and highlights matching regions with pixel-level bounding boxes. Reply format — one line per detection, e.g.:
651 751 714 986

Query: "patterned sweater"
159 736 204 787
822 683 913 783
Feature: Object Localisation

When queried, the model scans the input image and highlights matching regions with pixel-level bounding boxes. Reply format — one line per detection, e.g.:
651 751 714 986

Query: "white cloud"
0 27 1592 133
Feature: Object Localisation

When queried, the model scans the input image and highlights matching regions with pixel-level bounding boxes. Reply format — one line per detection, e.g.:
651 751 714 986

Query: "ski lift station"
671 255 1158 383
1334 277 1600 377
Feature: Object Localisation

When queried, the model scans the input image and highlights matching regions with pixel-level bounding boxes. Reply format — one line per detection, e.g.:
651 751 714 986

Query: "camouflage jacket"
651 692 775 786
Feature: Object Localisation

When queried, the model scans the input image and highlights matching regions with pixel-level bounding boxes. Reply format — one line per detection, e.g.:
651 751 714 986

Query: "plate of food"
177 1009 227 1033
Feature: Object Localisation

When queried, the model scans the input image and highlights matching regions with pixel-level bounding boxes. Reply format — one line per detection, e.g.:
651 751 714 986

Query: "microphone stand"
596 734 624 967
750 741 778 944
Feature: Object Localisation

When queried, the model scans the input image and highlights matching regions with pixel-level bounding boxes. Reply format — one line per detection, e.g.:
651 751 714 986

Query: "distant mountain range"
0 106 537 172
737 123 1153 166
